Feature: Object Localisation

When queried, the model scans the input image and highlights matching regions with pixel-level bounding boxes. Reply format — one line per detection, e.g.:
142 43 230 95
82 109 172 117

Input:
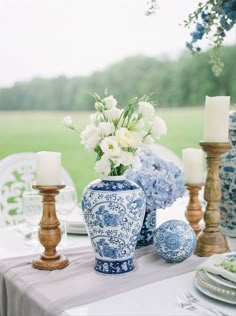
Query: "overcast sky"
0 0 235 87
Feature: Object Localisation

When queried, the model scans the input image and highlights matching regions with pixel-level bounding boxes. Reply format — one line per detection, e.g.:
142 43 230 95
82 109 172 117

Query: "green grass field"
0 108 204 200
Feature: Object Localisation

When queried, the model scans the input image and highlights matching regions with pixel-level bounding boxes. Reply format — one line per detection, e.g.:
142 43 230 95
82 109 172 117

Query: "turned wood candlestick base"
195 142 230 257
185 184 203 235
32 185 69 270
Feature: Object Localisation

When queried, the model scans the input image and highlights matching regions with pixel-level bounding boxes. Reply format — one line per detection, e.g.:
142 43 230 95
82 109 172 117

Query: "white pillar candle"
36 151 62 185
203 96 230 142
182 148 204 184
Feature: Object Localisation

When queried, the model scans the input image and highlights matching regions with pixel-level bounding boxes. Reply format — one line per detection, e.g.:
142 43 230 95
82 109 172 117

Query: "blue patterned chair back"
0 153 75 226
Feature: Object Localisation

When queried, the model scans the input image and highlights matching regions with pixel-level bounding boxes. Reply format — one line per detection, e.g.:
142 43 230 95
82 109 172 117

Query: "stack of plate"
195 260 236 304
66 205 87 235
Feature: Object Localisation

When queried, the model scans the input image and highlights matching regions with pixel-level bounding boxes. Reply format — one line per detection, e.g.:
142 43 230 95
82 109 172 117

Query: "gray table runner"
0 245 208 316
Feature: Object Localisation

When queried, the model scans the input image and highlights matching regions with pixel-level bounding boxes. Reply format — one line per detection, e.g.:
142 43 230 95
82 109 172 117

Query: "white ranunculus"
138 101 155 120
116 128 143 148
81 124 101 151
95 155 111 176
98 122 115 137
131 155 142 170
63 116 73 128
135 118 145 130
103 95 117 109
143 135 155 145
151 116 167 139
115 150 134 167
104 107 122 122
89 113 97 123
100 136 121 157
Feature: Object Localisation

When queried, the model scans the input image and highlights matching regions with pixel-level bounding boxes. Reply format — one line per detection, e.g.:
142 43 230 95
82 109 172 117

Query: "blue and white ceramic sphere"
81 176 146 275
153 220 196 263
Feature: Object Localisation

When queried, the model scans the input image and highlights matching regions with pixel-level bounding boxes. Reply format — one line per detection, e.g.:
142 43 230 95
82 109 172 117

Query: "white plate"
205 271 236 290
195 271 236 305
66 205 87 235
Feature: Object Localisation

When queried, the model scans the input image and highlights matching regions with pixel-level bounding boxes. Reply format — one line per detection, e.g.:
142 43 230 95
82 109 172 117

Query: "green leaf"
3 181 14 189
9 208 18 216
12 170 23 182
7 196 17 203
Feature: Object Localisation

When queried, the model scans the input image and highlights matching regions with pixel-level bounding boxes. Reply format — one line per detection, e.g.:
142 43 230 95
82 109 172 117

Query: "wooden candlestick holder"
185 184 203 235
32 185 69 270
195 142 231 257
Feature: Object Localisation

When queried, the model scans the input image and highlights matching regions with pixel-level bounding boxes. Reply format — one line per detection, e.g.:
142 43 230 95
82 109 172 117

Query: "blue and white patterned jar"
81 176 146 275
136 208 156 248
219 111 236 237
153 220 196 263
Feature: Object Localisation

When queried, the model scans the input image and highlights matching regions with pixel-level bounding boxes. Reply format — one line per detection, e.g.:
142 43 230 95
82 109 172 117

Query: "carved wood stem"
195 142 231 257
32 185 69 270
185 184 203 235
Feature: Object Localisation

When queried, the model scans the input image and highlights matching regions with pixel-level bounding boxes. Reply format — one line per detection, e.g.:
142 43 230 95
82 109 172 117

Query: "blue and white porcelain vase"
81 176 146 275
136 208 156 248
219 111 236 237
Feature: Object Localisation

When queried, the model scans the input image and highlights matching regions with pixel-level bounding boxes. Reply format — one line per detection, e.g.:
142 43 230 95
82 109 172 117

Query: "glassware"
21 190 42 247
56 186 77 247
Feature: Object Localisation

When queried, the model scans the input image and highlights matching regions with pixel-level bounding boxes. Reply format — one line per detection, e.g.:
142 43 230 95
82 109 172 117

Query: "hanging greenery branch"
146 0 236 76
185 0 236 76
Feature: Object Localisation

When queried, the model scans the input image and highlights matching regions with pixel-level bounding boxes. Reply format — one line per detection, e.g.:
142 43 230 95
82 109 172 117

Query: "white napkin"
197 253 236 283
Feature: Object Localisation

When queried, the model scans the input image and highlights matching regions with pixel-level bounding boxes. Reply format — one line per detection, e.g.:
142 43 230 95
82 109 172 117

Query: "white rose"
116 128 142 148
63 116 73 128
98 122 115 137
151 116 167 139
138 101 155 120
81 124 101 151
95 155 111 176
103 95 117 109
100 136 121 157
104 107 122 122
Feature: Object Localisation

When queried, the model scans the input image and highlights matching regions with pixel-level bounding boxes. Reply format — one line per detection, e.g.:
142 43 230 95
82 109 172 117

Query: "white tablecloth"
0 197 235 316
65 271 236 316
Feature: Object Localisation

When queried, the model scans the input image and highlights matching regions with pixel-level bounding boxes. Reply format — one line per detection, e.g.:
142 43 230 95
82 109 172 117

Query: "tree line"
0 45 235 111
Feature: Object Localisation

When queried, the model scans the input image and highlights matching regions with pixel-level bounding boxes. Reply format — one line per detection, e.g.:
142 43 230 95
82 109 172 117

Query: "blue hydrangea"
127 149 185 212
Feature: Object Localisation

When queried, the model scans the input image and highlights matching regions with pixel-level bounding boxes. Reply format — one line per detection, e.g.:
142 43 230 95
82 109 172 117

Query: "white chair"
147 144 183 169
0 153 75 226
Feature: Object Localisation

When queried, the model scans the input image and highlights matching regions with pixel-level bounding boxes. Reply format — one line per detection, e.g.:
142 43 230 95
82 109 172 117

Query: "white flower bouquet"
64 92 167 176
